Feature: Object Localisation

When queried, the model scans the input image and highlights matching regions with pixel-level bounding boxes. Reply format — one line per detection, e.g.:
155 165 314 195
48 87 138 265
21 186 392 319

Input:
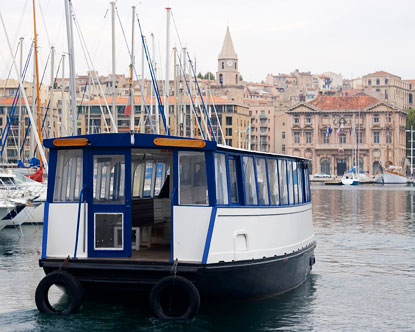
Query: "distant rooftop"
308 95 379 110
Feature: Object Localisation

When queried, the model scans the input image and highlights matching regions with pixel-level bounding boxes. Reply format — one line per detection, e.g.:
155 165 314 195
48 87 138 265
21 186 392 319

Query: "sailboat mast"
32 0 43 168
61 54 65 136
130 6 135 133
64 0 77 136
18 37 23 157
140 26 145 133
111 1 117 132
164 7 171 134
49 46 55 138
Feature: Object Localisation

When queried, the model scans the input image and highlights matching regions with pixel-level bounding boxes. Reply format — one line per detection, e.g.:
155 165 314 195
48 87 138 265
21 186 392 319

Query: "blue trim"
41 201 49 259
46 150 58 202
73 185 87 259
201 206 218 264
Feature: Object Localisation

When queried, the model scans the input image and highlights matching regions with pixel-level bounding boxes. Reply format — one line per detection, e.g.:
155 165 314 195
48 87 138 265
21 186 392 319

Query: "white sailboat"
342 118 360 186
375 100 407 184
375 166 407 184
342 168 360 185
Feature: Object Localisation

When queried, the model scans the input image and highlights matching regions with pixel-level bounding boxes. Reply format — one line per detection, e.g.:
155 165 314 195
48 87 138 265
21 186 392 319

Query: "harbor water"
0 185 414 331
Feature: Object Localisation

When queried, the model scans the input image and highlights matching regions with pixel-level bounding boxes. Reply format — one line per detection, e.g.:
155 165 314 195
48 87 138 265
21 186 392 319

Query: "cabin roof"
44 133 307 161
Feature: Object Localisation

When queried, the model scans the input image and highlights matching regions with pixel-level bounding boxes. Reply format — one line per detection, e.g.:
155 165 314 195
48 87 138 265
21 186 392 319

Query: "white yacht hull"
341 173 360 185
375 171 408 184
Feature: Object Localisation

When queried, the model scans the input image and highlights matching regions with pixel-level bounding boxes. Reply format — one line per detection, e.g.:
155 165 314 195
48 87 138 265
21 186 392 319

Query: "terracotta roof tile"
365 71 393 77
307 95 379 110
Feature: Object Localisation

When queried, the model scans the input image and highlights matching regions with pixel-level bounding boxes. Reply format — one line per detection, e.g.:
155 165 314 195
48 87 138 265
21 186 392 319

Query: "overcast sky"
1 0 415 85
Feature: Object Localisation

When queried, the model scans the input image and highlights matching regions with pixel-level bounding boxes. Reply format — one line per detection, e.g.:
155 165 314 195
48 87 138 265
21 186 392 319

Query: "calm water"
0 185 414 331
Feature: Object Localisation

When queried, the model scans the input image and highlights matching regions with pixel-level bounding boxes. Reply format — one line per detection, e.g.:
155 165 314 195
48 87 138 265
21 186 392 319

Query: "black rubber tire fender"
35 270 84 315
149 275 200 320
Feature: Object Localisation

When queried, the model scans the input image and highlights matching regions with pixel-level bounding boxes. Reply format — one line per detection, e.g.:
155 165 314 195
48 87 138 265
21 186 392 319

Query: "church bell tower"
217 27 239 86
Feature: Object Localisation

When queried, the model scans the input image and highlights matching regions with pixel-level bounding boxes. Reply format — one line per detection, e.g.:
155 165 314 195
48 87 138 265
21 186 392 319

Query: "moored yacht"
341 168 360 186
35 133 316 319
375 166 408 184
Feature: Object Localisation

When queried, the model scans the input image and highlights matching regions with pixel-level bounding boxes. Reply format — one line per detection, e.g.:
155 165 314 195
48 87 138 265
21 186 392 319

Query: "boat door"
87 150 132 258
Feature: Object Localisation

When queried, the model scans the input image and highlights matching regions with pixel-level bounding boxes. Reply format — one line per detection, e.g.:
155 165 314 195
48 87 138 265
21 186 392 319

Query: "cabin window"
267 159 280 205
53 149 83 202
279 160 288 205
242 156 258 205
255 158 269 205
304 166 311 202
95 213 123 250
228 157 239 203
287 161 294 204
132 155 170 198
179 151 208 205
215 153 229 205
297 162 304 203
293 162 299 204
93 155 125 204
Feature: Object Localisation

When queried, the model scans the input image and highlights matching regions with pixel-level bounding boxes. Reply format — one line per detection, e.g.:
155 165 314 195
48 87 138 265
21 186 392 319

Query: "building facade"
286 95 407 175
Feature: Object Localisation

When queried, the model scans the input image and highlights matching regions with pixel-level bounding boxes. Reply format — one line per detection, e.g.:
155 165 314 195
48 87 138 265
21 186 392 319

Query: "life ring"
35 270 84 315
149 275 200 320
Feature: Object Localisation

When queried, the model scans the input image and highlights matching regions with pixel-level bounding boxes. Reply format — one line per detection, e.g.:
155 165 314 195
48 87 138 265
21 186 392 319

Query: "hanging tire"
149 275 200 320
35 270 84 315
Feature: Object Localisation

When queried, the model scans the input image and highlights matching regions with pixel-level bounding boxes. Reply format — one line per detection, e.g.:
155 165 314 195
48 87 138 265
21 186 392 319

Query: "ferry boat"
36 132 316 319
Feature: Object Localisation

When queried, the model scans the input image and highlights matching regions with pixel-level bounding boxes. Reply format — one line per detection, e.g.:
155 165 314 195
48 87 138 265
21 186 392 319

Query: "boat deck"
101 245 171 262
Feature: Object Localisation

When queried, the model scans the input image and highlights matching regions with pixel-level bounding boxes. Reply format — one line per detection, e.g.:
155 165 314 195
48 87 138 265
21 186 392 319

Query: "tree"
407 108 415 129
204 72 215 80
197 72 203 79
239 75 243 81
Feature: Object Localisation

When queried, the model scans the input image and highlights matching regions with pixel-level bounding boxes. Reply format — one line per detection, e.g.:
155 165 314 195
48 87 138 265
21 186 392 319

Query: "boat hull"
39 242 316 300
375 171 407 184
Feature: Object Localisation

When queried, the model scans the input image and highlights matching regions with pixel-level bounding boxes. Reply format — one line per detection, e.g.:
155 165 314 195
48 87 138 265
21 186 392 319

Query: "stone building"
362 71 414 110
286 95 407 175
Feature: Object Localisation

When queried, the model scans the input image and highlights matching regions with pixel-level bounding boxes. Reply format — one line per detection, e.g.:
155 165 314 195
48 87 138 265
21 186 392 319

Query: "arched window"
320 158 330 175
358 157 364 171
235 62 237 70
219 73 223 85
236 75 238 84
376 79 380 85
385 79 388 84
221 62 224 69
409 93 413 104
368 79 372 86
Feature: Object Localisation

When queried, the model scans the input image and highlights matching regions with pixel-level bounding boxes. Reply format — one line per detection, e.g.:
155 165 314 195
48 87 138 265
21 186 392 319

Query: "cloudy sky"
1 0 414 84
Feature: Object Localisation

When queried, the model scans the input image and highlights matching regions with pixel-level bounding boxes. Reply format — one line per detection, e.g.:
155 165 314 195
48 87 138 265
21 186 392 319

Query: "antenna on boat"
136 14 169 135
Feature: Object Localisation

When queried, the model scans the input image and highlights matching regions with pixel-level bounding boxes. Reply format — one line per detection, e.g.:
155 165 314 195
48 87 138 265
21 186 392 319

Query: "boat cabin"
42 133 312 265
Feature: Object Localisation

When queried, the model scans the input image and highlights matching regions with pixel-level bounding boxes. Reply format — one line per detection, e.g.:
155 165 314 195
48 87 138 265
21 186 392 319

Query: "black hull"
39 242 316 300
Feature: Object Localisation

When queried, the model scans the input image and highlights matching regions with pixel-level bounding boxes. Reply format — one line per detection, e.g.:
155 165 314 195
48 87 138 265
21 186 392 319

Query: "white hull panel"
375 172 407 184
174 204 315 264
